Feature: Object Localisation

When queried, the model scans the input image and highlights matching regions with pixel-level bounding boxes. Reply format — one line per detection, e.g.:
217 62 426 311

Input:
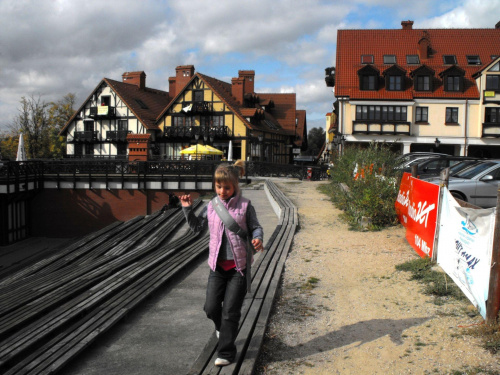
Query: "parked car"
402 156 480 179
427 160 500 208
395 152 448 167
395 154 444 170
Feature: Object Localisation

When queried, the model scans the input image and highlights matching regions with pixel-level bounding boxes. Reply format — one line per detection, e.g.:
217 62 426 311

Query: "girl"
179 160 263 367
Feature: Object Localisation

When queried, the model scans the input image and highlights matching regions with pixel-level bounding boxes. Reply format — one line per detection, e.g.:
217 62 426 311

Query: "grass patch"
300 277 320 291
465 322 500 354
396 257 466 302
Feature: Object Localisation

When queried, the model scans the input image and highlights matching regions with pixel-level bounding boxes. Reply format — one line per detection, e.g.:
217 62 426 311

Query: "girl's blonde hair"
214 160 245 193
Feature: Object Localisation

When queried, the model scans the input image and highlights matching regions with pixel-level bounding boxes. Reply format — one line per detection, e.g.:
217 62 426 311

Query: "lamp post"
434 137 441 149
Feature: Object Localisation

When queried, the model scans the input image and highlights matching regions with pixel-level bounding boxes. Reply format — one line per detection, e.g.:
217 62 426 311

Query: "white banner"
437 187 496 319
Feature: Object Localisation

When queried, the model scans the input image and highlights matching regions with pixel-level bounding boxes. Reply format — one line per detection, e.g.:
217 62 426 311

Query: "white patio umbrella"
228 140 233 161
16 133 27 161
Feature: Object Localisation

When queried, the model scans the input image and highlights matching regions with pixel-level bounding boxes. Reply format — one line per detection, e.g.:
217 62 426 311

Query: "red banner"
395 172 440 258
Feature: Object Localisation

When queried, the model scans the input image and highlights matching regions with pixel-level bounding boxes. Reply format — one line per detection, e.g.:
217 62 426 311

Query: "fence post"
432 167 450 262
411 164 418 178
486 187 500 325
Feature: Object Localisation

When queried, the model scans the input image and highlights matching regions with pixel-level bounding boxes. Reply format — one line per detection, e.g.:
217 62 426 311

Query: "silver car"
427 160 500 208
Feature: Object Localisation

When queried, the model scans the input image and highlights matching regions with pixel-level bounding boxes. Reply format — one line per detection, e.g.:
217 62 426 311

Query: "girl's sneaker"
215 358 231 366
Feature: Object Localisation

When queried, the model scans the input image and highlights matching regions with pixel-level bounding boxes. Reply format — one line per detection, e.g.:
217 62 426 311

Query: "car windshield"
449 160 482 176
453 162 497 179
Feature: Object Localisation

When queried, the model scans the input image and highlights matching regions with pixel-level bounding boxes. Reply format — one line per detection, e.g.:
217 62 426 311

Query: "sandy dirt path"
256 180 500 375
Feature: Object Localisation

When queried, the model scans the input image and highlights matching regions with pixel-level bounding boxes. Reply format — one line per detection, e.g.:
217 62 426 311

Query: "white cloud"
418 0 500 28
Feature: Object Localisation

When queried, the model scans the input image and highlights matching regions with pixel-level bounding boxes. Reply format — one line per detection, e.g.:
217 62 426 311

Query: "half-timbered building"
61 66 307 163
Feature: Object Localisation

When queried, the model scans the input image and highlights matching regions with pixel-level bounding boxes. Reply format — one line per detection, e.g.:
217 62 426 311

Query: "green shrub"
327 142 402 230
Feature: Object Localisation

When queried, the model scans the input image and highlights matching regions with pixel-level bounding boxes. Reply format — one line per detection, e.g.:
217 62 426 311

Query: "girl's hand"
179 194 192 207
252 238 263 252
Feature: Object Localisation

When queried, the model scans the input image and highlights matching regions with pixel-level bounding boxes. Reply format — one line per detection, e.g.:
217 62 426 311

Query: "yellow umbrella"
180 144 223 155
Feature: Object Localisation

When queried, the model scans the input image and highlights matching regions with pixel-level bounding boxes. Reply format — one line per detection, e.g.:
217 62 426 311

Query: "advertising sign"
395 173 440 258
437 188 495 319
98 106 109 115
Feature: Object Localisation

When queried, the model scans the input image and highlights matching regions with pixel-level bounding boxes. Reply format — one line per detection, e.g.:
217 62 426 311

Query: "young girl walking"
179 160 263 367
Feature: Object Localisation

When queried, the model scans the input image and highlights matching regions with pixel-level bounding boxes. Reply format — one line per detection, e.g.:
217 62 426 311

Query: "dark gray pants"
204 267 247 361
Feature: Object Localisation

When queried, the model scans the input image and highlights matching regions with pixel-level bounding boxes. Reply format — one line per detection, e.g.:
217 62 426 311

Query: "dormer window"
406 55 420 64
466 55 481 65
440 66 465 92
361 55 374 64
443 55 457 65
383 65 405 91
358 65 379 91
410 65 435 92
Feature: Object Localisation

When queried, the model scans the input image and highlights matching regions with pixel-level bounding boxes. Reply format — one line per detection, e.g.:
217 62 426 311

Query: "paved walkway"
31 185 278 375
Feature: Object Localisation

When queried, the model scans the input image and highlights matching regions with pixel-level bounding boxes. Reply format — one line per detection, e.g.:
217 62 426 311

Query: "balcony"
352 121 410 135
74 131 99 142
89 106 116 119
482 122 500 138
106 130 131 142
163 125 231 139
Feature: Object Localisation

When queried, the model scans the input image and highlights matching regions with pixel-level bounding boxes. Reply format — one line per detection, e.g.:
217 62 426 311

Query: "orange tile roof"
336 27 500 99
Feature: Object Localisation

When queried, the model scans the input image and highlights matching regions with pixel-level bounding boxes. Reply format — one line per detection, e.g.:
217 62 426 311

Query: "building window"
388 75 403 91
356 105 407 121
173 116 194 127
443 55 457 64
446 107 459 124
193 90 204 102
383 55 396 64
85 144 94 155
74 144 83 156
361 55 374 64
485 108 500 123
118 120 128 131
101 96 111 106
466 55 481 65
84 120 94 132
415 75 430 91
486 75 500 90
212 115 224 127
361 75 377 90
445 75 461 91
406 55 420 64
415 107 428 123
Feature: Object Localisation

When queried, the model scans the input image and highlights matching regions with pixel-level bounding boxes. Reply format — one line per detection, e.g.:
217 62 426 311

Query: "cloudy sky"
1 0 499 133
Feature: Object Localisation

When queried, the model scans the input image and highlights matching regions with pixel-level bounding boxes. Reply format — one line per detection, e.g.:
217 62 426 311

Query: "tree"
9 93 75 159
47 93 76 158
306 127 326 157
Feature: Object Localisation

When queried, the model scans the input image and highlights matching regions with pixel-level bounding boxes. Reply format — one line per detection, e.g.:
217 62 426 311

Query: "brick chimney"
418 32 430 60
238 70 255 95
401 20 414 30
127 133 151 162
175 65 195 94
231 77 245 105
168 77 176 98
122 71 146 89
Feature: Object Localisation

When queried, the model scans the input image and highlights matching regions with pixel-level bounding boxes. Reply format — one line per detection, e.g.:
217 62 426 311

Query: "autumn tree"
8 93 75 159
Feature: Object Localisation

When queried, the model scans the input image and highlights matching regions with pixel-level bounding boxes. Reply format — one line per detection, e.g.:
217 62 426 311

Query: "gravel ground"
256 180 500 375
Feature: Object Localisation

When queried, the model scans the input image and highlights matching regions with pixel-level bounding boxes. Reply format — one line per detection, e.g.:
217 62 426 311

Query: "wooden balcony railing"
73 131 99 142
89 106 116 118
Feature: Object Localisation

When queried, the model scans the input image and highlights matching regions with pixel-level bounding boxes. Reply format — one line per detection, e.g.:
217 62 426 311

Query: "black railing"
74 131 99 142
0 160 327 184
163 125 231 139
106 130 131 142
89 106 116 118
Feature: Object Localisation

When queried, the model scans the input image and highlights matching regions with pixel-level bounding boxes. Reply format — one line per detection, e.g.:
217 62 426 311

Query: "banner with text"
395 173 440 258
437 187 495 319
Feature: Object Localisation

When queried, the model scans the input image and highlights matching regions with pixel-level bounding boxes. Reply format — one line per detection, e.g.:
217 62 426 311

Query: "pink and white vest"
206 194 250 274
